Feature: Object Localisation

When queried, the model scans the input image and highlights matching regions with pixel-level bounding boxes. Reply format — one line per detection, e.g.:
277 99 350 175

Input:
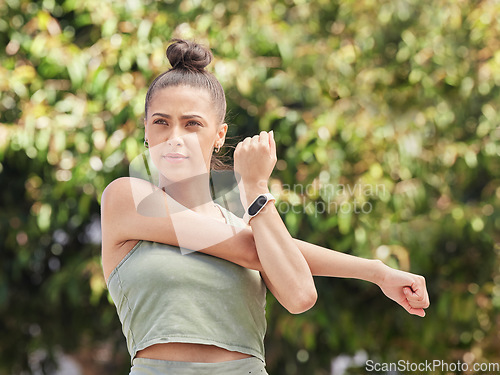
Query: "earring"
215 144 220 153
144 139 149 148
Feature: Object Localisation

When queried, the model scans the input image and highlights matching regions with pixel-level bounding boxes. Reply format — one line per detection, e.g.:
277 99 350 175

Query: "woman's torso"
103 202 260 363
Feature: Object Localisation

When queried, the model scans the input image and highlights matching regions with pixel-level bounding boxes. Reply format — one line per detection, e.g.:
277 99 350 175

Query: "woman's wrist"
368 259 388 286
238 179 271 208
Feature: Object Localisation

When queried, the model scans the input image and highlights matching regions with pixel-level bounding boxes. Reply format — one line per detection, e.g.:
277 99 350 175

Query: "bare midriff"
135 343 253 363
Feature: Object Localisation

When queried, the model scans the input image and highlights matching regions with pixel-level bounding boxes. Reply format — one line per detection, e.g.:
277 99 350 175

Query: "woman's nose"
167 126 185 145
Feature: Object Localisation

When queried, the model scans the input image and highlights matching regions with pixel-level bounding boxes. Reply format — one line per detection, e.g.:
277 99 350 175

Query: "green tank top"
106 203 267 365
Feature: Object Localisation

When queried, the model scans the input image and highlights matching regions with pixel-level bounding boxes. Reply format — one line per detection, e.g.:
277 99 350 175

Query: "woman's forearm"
242 185 317 314
233 232 385 285
203 226 429 317
200 215 385 286
293 238 385 284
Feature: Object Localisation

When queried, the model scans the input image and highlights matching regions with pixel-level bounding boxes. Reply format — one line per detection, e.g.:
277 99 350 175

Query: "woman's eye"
187 121 202 127
154 119 168 125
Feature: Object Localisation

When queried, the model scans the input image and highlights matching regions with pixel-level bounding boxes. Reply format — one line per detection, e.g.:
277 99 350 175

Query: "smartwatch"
243 193 276 225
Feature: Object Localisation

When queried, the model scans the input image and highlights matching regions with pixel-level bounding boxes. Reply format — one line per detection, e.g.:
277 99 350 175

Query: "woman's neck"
159 172 216 215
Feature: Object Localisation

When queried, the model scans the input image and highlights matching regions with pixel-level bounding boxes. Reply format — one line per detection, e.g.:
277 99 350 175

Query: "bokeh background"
1 0 499 374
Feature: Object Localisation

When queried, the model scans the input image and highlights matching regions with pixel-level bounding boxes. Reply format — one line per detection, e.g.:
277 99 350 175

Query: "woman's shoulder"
102 177 170 219
103 177 159 195
102 177 160 206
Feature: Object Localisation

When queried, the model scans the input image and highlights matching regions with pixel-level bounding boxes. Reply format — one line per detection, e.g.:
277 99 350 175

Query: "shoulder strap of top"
214 203 248 229
214 202 229 224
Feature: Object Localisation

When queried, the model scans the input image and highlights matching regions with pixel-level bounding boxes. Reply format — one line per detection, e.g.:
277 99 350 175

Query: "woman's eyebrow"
151 113 205 121
152 112 171 118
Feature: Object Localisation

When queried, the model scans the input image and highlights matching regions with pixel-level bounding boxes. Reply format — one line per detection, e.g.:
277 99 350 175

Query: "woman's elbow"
237 245 261 271
240 232 263 271
287 287 318 315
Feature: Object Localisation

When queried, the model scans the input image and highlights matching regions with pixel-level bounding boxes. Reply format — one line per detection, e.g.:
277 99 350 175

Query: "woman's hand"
234 131 277 207
377 264 430 317
234 130 277 189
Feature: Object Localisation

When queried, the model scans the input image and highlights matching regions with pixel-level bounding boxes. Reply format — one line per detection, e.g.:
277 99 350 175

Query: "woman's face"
144 85 227 183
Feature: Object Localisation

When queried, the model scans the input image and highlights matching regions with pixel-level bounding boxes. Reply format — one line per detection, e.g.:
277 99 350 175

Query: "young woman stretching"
100 39 430 375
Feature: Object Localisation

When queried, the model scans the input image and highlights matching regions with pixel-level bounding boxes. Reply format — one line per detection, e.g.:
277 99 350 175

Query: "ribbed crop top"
106 203 267 365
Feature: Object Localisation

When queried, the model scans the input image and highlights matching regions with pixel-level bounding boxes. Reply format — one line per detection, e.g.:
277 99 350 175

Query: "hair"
144 38 233 171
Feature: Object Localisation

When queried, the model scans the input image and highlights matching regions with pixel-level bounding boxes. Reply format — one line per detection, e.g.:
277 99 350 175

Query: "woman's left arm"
292 238 430 317
234 131 317 315
237 227 429 317
233 130 429 317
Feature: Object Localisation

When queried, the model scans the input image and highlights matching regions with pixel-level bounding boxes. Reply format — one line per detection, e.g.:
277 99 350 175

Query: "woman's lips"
163 153 189 163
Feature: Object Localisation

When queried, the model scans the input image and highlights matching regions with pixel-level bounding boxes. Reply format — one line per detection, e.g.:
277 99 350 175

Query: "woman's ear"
217 123 228 145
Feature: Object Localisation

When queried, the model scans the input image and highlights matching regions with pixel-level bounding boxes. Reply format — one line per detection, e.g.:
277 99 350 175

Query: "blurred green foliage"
1 0 499 374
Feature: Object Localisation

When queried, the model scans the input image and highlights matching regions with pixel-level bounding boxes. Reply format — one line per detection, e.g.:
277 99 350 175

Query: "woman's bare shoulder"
101 177 163 211
101 177 171 227
102 177 159 199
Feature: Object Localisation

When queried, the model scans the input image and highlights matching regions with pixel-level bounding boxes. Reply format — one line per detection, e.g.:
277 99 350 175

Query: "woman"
101 39 430 374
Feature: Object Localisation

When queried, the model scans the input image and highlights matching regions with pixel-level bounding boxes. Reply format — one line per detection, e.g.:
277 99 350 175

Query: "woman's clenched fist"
234 130 277 189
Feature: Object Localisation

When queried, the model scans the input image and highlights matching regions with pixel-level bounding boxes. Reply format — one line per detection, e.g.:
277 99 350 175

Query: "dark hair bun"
166 39 213 71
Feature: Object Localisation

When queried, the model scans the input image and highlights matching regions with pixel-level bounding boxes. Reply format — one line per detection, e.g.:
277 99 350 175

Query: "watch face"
248 195 268 216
